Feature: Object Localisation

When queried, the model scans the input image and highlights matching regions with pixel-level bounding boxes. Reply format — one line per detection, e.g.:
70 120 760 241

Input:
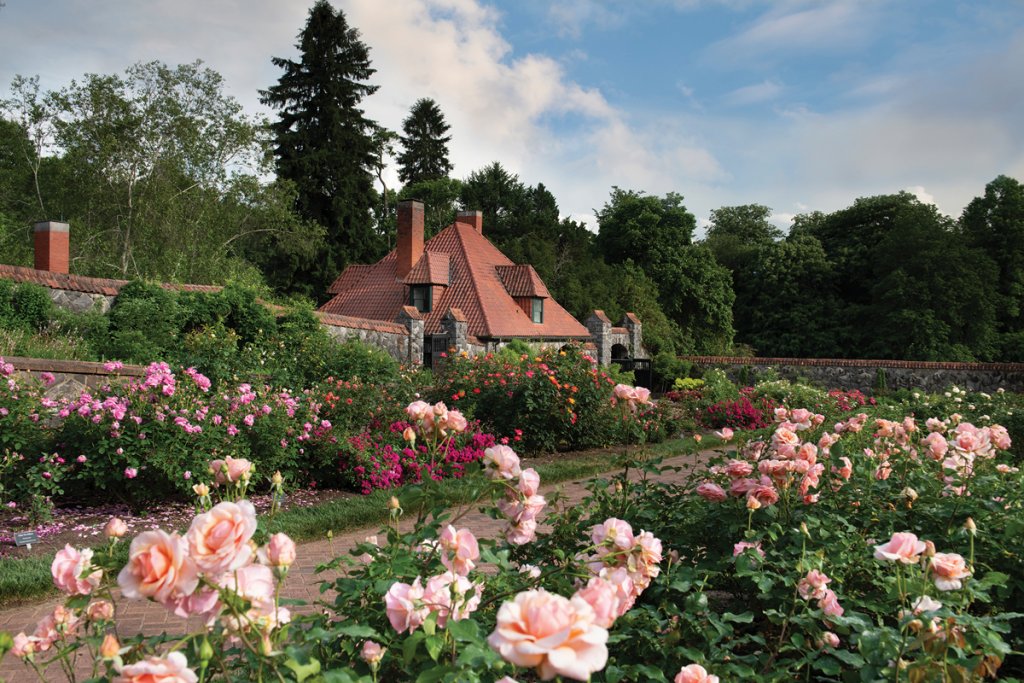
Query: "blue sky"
1 0 1022 233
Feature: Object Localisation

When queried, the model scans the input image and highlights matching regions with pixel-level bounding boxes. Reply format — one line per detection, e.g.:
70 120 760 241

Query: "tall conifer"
397 98 453 185
261 0 382 297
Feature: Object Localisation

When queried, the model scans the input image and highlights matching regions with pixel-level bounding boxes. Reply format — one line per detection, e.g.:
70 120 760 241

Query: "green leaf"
335 624 381 639
979 571 1009 588
833 649 866 667
447 618 480 642
814 656 842 676
283 656 322 682
404 632 425 666
424 633 444 661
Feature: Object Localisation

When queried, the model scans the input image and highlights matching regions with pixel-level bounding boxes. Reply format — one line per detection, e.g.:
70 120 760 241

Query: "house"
320 200 642 366
3 211 648 372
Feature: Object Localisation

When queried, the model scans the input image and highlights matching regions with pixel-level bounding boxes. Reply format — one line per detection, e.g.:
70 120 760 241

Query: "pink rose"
747 482 779 507
714 427 734 441
729 477 758 497
488 589 609 681
52 545 102 596
733 540 764 559
874 532 927 564
444 409 469 433
187 500 258 574
405 400 432 422
423 571 482 627
86 599 115 621
921 432 949 460
930 552 971 590
818 588 844 617
112 650 197 683
518 468 541 497
989 424 1011 450
675 664 720 683
385 578 428 633
696 482 727 502
612 383 636 404
925 417 946 433
259 532 297 569
633 386 653 407
483 445 522 480
506 517 538 545
821 631 841 648
723 460 754 478
591 518 635 550
439 525 480 576
209 456 252 485
118 530 199 604
361 640 386 665
797 569 831 601
219 564 288 630
124 467 138 479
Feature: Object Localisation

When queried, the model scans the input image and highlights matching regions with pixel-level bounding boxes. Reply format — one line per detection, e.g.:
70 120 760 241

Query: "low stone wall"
318 313 413 364
682 356 1024 393
5 356 145 401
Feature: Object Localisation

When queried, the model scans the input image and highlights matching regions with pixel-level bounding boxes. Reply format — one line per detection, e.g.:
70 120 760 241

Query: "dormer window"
531 297 544 324
410 285 432 313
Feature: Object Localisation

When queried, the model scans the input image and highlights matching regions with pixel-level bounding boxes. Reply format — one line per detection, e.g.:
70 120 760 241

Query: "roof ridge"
452 223 494 336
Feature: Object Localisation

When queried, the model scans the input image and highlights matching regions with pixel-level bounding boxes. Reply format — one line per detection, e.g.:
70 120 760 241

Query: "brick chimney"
456 210 483 233
34 221 70 273
396 200 425 278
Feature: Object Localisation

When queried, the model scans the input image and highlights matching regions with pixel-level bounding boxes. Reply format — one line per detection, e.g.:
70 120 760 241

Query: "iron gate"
611 357 652 388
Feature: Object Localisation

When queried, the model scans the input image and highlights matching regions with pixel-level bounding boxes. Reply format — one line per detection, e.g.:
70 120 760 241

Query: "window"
410 286 432 313
531 298 544 324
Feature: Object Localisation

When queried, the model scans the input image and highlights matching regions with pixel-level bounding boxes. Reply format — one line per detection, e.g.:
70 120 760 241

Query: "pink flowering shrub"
700 391 776 431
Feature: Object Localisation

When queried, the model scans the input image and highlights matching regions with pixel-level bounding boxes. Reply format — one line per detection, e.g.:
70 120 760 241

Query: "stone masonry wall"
682 356 1024 393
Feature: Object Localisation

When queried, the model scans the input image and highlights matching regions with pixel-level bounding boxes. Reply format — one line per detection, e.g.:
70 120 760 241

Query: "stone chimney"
455 210 483 233
34 221 70 273
396 200 425 278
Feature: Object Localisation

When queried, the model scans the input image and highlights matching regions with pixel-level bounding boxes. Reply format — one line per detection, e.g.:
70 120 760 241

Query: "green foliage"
699 368 739 404
673 377 704 391
106 281 182 362
0 281 53 332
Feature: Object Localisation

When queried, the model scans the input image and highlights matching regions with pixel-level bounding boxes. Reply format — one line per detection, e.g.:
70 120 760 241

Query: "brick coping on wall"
682 356 1024 373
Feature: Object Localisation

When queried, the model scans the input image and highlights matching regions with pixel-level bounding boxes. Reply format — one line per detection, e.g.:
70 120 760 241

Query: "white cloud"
724 79 783 105
905 186 935 205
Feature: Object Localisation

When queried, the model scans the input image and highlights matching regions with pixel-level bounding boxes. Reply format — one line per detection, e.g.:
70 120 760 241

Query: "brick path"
0 447 716 681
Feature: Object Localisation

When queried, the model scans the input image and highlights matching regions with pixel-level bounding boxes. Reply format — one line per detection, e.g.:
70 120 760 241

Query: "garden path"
0 446 718 681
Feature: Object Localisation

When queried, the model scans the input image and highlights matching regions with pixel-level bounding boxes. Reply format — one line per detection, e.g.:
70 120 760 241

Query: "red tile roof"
402 251 450 286
321 222 590 339
495 264 550 297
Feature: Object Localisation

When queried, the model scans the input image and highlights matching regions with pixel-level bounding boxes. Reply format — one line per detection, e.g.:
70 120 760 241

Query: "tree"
595 189 695 268
703 204 781 271
261 0 382 297
960 175 1024 353
458 162 529 245
397 98 452 185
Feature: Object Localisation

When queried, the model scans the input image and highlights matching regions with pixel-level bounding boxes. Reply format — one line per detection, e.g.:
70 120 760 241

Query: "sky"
1 0 1023 233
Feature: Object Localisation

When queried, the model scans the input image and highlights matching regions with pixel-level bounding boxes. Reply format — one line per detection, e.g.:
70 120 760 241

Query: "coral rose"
52 545 102 596
112 650 197 683
930 552 971 590
488 589 609 681
187 500 258 574
118 530 199 605
675 664 719 683
874 532 927 564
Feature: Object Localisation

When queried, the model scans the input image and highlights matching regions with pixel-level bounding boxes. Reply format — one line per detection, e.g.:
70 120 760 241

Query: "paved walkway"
0 447 716 680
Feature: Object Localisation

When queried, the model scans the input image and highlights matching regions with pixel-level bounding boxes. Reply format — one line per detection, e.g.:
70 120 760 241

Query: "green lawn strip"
0 436 711 608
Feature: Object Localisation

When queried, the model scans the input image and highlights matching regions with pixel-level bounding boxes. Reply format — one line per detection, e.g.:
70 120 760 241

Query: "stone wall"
49 288 115 314
682 356 1024 393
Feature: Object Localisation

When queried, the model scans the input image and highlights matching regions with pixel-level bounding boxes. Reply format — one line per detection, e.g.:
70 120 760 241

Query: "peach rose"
695 482 727 502
518 468 541 497
86 599 115 621
573 577 621 628
488 589 608 681
259 532 297 569
52 545 102 596
874 532 927 564
105 517 128 539
112 650 197 683
930 552 971 590
591 518 635 551
219 564 288 630
675 664 719 683
187 500 257 574
209 456 252 486
422 571 482 627
118 530 199 604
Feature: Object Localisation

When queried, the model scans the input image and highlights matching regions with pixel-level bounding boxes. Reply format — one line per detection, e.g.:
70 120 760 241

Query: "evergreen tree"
260 0 382 298
397 98 453 185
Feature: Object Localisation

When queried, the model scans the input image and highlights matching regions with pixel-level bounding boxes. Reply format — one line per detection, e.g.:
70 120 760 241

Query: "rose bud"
104 517 128 539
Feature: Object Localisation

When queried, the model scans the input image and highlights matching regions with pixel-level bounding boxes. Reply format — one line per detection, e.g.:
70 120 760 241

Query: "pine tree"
260 0 382 298
397 98 453 185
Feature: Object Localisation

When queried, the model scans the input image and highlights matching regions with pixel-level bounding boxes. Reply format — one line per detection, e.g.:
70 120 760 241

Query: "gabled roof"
402 251 449 286
321 223 589 339
495 264 550 298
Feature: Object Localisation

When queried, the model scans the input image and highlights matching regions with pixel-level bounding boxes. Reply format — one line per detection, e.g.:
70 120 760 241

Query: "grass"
0 436 712 608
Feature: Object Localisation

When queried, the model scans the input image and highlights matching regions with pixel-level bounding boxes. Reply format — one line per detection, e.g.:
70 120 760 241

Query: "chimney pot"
34 221 70 273
397 200 425 278
456 210 483 233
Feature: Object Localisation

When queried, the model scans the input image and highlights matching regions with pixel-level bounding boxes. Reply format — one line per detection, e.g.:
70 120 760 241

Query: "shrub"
699 367 739 404
701 392 776 430
106 281 181 362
